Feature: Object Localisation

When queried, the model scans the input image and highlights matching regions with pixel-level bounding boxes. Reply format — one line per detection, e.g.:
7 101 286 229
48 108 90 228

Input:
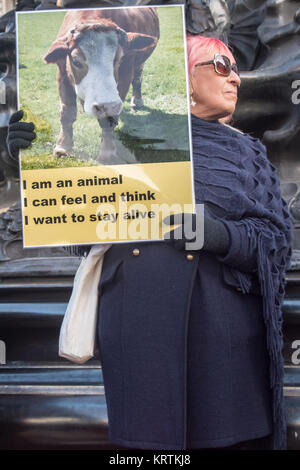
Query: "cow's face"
70 28 124 118
44 23 157 119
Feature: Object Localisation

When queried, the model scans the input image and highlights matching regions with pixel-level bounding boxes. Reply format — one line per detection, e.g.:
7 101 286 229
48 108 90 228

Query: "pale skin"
189 48 241 121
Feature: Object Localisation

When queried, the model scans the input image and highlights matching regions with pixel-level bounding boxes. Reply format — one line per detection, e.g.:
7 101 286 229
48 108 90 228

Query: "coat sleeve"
215 218 259 273
215 197 293 275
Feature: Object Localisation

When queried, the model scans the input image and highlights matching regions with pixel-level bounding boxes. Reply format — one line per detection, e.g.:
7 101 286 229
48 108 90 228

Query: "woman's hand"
6 110 36 161
163 212 230 254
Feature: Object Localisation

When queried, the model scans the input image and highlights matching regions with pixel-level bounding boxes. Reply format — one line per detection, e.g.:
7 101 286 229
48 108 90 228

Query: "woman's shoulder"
219 123 280 175
223 123 268 153
222 123 262 145
222 123 244 135
191 115 268 157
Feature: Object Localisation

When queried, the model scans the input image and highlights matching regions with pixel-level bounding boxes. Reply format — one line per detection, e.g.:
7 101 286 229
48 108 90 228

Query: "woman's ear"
189 73 196 94
189 77 196 107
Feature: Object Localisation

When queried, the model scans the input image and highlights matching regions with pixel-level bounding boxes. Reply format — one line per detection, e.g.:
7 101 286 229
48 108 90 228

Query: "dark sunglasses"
194 54 240 77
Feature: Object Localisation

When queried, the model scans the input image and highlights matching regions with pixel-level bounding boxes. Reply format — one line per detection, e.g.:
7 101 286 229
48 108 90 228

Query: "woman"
7 35 292 450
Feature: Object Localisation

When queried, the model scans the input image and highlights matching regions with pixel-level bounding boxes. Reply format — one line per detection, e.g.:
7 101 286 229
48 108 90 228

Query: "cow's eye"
72 59 83 68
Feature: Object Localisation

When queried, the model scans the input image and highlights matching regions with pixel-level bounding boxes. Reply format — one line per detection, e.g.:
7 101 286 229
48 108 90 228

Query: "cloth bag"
59 243 111 364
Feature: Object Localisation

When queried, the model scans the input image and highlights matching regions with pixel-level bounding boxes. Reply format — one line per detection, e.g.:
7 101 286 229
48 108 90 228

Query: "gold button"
132 248 140 256
236 287 242 292
186 254 194 261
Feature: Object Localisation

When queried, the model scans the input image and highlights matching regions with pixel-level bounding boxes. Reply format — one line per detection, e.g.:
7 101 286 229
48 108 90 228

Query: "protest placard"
17 4 194 247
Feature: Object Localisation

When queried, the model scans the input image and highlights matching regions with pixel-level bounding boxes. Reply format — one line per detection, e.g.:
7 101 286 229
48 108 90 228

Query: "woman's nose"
229 70 241 86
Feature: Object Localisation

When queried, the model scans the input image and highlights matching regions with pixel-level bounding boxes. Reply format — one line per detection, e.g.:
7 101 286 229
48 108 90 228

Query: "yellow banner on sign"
21 161 194 247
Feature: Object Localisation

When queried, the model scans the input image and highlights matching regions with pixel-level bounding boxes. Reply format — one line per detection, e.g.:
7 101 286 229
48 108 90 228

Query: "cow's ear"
116 28 128 50
127 33 157 52
43 39 69 64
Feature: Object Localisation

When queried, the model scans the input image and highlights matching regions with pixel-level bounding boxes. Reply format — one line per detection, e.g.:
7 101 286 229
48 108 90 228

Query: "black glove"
163 212 230 254
6 110 36 162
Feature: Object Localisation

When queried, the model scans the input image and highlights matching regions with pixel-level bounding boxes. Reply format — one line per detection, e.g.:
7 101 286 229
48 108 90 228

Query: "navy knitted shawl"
191 114 293 450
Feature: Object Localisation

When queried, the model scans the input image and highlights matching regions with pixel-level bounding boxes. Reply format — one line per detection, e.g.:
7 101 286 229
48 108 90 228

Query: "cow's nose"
92 101 122 117
93 103 105 114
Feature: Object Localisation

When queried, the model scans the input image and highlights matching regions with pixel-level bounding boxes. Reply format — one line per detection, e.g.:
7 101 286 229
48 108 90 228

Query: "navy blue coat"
96 116 292 450
97 240 273 450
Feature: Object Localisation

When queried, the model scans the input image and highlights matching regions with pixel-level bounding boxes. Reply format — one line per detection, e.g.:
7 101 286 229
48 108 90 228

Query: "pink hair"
186 34 233 76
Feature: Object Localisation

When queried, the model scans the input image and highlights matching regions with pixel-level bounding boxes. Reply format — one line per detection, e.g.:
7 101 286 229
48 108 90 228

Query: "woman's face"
189 48 241 121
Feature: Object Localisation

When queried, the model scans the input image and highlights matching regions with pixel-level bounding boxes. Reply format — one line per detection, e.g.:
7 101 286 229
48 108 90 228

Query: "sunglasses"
194 54 240 77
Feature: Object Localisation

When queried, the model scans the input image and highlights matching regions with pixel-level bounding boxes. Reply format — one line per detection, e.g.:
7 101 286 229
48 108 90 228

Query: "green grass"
17 7 190 169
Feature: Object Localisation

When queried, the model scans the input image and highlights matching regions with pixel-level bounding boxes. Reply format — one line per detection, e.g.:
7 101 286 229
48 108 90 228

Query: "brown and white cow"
44 8 159 162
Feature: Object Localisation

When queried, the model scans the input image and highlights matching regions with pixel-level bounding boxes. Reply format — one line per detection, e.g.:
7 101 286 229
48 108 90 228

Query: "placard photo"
16 5 194 247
